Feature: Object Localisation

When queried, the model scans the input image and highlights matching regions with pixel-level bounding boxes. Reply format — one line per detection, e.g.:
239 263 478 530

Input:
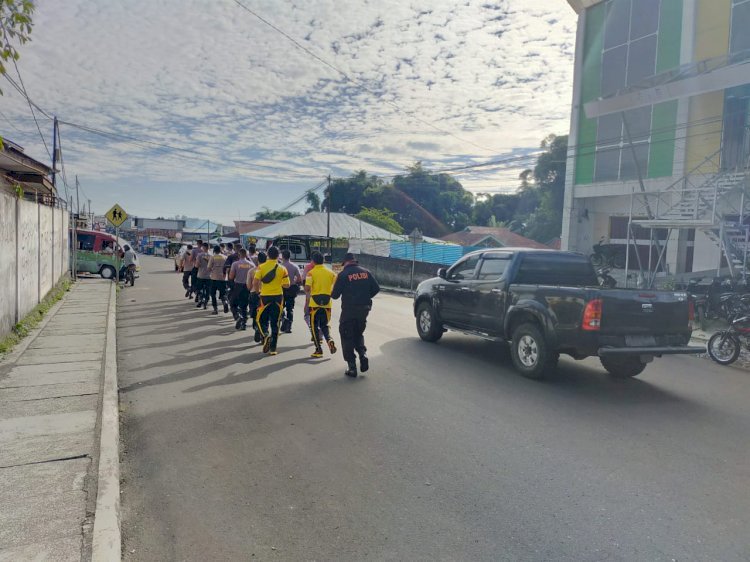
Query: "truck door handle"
491 289 504 294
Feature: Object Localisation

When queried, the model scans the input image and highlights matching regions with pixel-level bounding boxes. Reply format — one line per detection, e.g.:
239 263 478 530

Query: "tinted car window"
477 256 510 280
514 254 598 286
78 234 95 251
449 255 480 280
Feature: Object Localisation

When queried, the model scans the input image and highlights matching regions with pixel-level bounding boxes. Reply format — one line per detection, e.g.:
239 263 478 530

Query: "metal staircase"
629 148 750 283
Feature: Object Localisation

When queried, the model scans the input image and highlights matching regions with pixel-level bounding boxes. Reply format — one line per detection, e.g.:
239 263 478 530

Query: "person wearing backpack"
305 252 337 358
251 246 290 355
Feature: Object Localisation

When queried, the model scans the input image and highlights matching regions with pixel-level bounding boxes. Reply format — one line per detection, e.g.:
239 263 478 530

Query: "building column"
562 9 587 251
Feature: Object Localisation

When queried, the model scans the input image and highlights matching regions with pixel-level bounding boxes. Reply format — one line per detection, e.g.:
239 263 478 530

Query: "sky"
0 0 577 225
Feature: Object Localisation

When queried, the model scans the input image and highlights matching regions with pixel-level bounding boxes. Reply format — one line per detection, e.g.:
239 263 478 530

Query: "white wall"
0 189 70 339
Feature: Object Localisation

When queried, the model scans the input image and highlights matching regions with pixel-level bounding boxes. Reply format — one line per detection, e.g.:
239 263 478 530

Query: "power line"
0 108 24 133
230 0 502 156
1 41 52 161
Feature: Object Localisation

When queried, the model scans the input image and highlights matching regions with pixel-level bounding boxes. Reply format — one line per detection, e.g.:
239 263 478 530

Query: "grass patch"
0 277 73 356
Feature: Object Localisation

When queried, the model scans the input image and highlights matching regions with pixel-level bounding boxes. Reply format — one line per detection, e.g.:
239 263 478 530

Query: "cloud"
0 0 576 214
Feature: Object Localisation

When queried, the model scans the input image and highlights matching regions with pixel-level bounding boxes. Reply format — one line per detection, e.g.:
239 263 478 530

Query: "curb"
91 281 121 561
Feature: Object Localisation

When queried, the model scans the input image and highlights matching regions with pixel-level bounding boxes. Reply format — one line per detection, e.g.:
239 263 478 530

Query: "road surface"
119 256 750 561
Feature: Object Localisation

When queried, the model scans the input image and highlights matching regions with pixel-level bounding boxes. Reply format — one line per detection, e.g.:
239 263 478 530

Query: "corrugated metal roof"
249 212 406 241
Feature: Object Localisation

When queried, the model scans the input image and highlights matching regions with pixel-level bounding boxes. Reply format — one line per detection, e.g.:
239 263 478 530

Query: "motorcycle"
590 237 627 269
707 314 750 365
123 264 136 287
597 266 617 288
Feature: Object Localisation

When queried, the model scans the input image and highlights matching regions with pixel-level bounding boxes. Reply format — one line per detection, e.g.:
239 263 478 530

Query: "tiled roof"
440 226 550 249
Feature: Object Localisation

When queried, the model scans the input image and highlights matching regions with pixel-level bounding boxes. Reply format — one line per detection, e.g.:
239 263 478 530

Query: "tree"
0 1 35 93
355 207 404 235
255 208 300 221
521 134 568 243
305 191 321 213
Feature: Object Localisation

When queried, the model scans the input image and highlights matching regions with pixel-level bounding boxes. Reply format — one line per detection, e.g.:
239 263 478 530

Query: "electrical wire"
2 52 52 161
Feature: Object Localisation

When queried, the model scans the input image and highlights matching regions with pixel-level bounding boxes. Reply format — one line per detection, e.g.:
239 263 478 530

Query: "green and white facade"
562 0 750 276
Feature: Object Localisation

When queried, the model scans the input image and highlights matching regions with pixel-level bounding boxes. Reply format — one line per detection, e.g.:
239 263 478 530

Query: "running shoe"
311 350 323 358
269 351 278 356
344 363 357 378
327 340 337 354
254 331 262 343
262 336 271 354
360 354 369 373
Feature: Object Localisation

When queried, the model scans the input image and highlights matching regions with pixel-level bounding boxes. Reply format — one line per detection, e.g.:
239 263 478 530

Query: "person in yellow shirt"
251 246 289 355
305 252 338 358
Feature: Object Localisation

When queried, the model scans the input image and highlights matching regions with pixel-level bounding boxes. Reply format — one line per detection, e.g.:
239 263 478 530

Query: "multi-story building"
562 0 750 279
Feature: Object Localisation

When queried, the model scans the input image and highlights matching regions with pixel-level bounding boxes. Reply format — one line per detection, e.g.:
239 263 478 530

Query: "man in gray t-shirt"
280 249 302 333
195 243 211 309
228 249 256 330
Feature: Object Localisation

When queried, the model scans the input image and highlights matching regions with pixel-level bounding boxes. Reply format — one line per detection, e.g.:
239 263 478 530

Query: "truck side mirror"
438 268 447 279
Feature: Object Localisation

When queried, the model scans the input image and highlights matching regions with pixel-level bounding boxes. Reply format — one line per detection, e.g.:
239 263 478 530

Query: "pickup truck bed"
413 249 704 379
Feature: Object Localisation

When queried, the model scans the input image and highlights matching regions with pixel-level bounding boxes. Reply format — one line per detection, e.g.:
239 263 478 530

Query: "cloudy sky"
0 0 576 224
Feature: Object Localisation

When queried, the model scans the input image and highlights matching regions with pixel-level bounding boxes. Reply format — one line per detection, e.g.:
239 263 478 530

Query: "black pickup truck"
413 249 703 379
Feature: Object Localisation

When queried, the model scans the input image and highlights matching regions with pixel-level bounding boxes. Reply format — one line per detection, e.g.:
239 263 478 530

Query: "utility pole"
326 175 331 239
75 176 81 216
51 117 58 188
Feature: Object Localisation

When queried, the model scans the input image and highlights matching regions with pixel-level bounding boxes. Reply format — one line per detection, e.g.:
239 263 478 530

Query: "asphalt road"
119 256 750 561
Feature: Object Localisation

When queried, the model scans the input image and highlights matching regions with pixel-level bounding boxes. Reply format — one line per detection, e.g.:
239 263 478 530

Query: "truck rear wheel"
416 301 443 342
510 323 553 379
600 356 647 378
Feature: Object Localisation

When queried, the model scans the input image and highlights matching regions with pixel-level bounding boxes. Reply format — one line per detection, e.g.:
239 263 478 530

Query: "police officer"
182 244 194 297
195 242 211 309
331 253 380 377
280 249 302 333
208 245 228 315
191 240 203 302
229 248 254 330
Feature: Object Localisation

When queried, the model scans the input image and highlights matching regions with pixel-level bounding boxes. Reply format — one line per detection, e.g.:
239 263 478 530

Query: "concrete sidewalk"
0 279 115 561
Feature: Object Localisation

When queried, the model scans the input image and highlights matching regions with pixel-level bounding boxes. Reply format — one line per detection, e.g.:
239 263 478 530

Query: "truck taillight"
688 300 695 323
582 298 602 331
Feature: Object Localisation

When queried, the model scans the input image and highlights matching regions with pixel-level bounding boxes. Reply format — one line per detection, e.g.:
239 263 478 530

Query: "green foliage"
0 276 71 356
325 165 473 237
355 207 404 235
470 135 568 244
305 191 321 213
255 208 300 221
0 0 35 93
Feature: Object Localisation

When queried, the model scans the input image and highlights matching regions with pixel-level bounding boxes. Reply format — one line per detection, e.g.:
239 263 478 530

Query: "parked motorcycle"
597 266 617 288
707 314 750 365
590 237 627 269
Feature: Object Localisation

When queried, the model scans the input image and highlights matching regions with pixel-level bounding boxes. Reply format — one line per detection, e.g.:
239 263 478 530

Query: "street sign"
408 228 423 244
105 203 128 227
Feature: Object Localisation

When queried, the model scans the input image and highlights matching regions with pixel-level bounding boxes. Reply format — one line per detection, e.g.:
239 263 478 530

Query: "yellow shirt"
305 265 337 308
254 261 289 296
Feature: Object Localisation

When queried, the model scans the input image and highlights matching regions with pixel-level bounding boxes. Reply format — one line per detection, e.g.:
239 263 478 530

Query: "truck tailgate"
600 289 690 336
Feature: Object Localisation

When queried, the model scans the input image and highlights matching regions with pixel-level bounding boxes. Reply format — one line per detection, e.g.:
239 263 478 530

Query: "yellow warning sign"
105 203 128 227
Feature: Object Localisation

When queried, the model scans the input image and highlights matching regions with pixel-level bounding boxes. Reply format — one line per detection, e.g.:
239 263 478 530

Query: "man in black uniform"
331 253 380 377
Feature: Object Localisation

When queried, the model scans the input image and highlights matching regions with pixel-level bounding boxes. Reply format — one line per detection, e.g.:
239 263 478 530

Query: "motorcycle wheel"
707 331 740 365
590 253 604 267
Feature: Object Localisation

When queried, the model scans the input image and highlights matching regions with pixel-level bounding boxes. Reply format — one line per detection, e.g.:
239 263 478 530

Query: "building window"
593 0 661 183
731 0 750 56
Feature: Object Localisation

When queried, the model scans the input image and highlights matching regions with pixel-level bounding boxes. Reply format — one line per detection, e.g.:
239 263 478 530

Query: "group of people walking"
178 240 380 377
